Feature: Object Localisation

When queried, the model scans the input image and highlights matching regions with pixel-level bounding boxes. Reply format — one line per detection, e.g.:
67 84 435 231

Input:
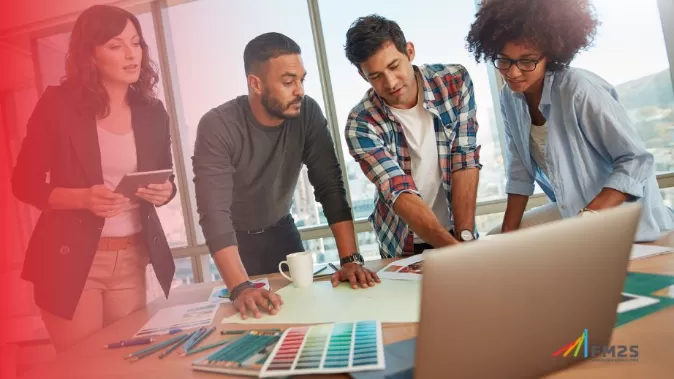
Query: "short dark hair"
243 32 301 75
344 14 408 68
465 0 599 71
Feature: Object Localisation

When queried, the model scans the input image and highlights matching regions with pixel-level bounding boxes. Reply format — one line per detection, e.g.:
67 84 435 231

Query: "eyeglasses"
493 57 542 72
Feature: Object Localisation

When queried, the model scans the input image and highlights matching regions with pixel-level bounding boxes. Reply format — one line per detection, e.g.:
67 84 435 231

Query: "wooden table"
19 233 674 379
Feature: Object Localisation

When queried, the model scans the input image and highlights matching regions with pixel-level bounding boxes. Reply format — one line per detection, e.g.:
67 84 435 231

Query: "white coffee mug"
278 252 314 288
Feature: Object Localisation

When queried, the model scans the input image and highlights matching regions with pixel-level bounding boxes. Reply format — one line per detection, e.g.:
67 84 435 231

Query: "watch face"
342 253 364 265
460 230 474 241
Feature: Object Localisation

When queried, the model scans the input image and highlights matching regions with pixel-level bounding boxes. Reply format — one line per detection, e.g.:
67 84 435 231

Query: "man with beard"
193 32 379 320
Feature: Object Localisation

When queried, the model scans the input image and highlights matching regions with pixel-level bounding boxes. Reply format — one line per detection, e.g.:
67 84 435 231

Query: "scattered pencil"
220 328 281 335
180 327 206 354
158 334 190 359
182 339 231 356
125 334 186 361
180 326 215 356
104 337 155 349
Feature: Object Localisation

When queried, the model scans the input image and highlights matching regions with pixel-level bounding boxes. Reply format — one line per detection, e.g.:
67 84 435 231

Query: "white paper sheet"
377 255 424 281
221 280 421 325
630 244 673 260
207 278 270 303
133 301 218 337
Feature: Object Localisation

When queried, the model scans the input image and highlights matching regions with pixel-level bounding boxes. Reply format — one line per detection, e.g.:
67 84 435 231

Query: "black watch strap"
230 281 254 302
340 252 364 266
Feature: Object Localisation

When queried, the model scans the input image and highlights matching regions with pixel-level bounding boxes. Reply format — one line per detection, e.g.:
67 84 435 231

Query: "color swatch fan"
259 320 385 377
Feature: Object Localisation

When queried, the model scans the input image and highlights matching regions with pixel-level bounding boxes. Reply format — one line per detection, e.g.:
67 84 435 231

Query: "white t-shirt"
530 121 549 176
389 87 451 243
97 126 142 237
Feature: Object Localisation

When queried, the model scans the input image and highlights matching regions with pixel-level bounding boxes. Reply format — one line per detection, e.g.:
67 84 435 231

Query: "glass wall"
164 0 329 247
13 0 674 284
573 0 674 173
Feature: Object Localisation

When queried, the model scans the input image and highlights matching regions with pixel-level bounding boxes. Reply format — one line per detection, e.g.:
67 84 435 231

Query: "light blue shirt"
500 67 674 242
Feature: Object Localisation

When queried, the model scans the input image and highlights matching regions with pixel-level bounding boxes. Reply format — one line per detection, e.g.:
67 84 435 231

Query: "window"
165 0 330 246
301 232 381 264
662 187 674 209
476 211 505 235
32 13 187 248
302 212 500 263
146 257 195 302
572 0 674 174
318 0 506 219
35 32 69 88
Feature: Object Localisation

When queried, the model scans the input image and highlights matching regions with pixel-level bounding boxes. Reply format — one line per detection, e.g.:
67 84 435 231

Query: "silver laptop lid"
415 204 642 379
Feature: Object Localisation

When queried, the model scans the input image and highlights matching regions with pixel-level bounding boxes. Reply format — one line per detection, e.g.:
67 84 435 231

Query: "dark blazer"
12 84 176 320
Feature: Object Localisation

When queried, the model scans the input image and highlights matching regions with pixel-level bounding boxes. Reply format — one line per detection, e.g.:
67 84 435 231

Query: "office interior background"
1 0 673 359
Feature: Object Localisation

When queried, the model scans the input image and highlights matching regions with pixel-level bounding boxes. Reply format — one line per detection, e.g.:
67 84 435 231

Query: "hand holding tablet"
85 185 131 218
114 169 173 205
136 181 173 205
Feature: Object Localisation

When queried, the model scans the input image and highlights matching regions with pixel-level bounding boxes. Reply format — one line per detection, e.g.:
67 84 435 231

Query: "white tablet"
114 169 173 199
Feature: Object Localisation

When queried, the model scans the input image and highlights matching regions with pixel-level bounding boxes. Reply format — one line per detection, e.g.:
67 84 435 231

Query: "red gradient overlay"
1 1 130 378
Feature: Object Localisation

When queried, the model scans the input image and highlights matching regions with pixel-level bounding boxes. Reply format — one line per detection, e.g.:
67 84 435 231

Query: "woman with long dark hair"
12 5 177 352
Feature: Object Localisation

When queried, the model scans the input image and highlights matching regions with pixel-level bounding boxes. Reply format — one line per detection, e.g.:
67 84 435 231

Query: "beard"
261 91 303 119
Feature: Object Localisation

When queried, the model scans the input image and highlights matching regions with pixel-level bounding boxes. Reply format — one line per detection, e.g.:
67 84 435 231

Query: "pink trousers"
40 244 150 353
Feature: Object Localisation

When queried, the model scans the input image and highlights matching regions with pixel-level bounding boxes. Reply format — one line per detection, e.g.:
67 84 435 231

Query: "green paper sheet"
221 280 421 325
616 272 674 327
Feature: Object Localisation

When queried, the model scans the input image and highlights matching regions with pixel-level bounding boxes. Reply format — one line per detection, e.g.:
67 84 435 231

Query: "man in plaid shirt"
344 15 482 258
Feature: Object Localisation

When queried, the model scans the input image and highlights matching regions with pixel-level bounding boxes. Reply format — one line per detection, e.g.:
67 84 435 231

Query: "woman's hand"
136 181 173 205
84 185 130 218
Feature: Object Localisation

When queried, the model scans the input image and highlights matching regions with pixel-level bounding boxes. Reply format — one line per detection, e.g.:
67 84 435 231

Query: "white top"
529 121 549 176
389 86 451 243
97 126 142 237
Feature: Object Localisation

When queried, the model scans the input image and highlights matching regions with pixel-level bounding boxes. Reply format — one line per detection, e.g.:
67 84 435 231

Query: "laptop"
410 203 642 378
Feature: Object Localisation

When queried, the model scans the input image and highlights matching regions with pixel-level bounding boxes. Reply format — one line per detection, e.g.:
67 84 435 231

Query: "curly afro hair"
465 0 599 71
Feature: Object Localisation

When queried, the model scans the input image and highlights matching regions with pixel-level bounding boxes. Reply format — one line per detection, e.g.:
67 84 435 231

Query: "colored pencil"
181 326 215 355
157 333 190 359
220 328 282 335
182 339 231 356
104 337 155 349
181 327 206 354
125 334 186 361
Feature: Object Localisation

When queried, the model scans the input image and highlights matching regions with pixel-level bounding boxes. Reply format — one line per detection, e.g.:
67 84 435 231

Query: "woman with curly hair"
466 0 674 240
12 5 177 351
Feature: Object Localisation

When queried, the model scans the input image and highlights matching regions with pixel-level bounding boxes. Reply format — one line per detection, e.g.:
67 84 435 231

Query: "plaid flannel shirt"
345 64 482 258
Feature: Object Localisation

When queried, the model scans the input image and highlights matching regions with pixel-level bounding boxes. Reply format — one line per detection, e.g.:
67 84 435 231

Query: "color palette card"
259 320 385 377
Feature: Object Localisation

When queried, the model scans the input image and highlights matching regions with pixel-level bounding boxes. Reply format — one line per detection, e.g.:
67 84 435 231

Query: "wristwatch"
340 252 364 266
459 230 475 242
578 207 598 216
229 281 255 302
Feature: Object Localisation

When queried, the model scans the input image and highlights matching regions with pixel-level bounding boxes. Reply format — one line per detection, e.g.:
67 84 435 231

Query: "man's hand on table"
233 287 283 320
331 263 381 289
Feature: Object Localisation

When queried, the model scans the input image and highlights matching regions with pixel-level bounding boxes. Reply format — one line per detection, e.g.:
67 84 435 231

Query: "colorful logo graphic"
552 329 589 358
552 329 639 361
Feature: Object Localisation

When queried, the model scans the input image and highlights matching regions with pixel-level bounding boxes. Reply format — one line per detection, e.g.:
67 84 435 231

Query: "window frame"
11 0 674 284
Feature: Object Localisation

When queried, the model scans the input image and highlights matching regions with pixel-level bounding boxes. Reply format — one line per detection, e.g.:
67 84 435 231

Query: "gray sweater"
192 95 353 254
